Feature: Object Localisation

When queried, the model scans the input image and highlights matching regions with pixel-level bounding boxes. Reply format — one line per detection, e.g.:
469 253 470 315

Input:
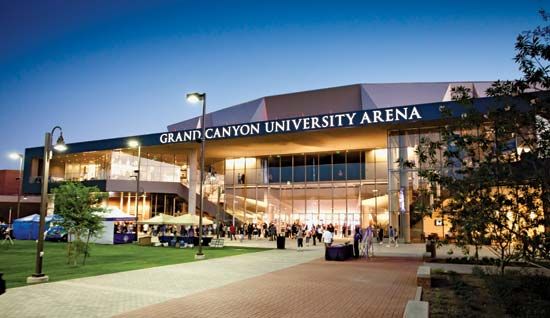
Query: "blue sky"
0 0 545 169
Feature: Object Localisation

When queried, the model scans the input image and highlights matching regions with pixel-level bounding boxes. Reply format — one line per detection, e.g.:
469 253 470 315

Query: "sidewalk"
0 248 324 318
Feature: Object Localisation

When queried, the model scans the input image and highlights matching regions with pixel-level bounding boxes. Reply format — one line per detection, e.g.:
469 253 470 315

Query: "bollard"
0 272 6 295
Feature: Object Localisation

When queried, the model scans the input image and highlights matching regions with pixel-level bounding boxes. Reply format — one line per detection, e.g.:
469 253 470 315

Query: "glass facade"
388 127 443 241
43 149 187 183
221 149 389 233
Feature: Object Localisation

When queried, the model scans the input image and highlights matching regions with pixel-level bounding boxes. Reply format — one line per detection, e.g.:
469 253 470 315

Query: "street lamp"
9 153 23 222
208 171 221 239
128 140 141 241
187 92 206 260
27 126 66 284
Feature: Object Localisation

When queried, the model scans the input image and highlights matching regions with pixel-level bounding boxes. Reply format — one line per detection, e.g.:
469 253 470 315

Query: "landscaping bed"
424 270 550 318
428 256 534 267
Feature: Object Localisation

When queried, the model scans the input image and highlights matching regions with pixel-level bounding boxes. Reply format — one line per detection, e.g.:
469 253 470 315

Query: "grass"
0 240 268 289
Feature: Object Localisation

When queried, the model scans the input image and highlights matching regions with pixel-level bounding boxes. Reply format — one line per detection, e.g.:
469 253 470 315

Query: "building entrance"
220 149 390 232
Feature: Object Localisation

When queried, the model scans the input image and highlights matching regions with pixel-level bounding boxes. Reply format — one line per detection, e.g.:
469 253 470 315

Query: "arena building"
22 82 506 242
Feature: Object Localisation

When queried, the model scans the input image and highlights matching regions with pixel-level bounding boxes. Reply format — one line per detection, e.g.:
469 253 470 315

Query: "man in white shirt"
362 224 374 258
322 229 333 248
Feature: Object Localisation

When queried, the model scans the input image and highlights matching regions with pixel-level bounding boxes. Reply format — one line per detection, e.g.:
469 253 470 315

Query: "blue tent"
12 214 62 240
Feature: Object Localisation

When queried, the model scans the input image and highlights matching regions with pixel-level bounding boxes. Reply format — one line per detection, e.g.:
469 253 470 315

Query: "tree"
416 84 547 273
412 9 550 273
53 182 106 265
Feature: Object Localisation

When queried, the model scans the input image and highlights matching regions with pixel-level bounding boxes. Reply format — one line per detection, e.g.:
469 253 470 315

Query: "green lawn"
0 240 268 289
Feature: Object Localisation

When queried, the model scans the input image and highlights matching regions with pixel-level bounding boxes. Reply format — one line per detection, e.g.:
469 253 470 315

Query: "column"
188 149 198 215
127 193 131 214
120 192 124 210
398 134 411 243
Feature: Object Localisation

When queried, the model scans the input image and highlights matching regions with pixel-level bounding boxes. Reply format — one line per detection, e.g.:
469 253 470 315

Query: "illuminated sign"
160 105 422 144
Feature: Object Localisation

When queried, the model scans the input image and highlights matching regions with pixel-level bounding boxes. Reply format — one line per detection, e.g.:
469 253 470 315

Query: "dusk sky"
0 0 544 169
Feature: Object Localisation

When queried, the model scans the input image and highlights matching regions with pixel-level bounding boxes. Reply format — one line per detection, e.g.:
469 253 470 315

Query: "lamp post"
208 172 221 238
187 92 206 260
128 140 141 240
8 153 23 222
27 126 66 284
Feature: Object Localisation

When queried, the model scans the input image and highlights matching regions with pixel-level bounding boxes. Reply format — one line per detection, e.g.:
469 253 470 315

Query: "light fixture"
9 153 22 160
128 140 140 148
186 92 205 104
53 133 67 152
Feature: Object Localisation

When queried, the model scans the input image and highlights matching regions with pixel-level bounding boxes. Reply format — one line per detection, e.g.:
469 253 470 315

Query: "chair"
151 235 161 247
210 238 225 248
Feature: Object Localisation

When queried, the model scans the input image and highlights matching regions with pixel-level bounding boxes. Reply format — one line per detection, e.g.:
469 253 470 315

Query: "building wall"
0 170 20 195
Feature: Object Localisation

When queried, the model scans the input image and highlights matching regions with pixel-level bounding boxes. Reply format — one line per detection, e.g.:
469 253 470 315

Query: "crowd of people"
114 222 135 234
118 218 402 255
211 221 400 255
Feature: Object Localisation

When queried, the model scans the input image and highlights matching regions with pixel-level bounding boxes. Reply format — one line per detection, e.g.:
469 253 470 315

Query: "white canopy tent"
138 213 177 225
90 207 136 244
173 214 213 226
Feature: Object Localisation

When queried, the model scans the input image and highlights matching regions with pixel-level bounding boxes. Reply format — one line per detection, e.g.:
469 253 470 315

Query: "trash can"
276 235 286 249
425 240 436 258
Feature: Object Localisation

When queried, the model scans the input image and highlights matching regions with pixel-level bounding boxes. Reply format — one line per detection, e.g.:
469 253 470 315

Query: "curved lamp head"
53 133 67 152
128 140 140 148
186 92 205 104
9 153 23 160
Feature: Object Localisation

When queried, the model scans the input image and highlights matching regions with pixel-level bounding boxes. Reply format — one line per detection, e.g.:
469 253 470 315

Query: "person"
387 226 398 247
252 224 258 239
296 227 304 250
353 227 362 258
305 229 311 247
270 223 277 241
247 223 253 240
317 225 323 243
229 224 235 240
363 224 374 258
378 227 384 245
312 226 317 246
322 228 333 248
1 224 14 246
188 226 195 246
394 228 399 248
238 225 245 243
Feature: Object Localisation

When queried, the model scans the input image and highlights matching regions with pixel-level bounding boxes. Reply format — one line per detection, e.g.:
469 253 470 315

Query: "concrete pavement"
0 247 324 318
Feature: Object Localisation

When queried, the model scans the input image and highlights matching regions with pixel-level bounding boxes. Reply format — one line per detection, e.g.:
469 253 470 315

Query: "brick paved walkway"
117 257 420 318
